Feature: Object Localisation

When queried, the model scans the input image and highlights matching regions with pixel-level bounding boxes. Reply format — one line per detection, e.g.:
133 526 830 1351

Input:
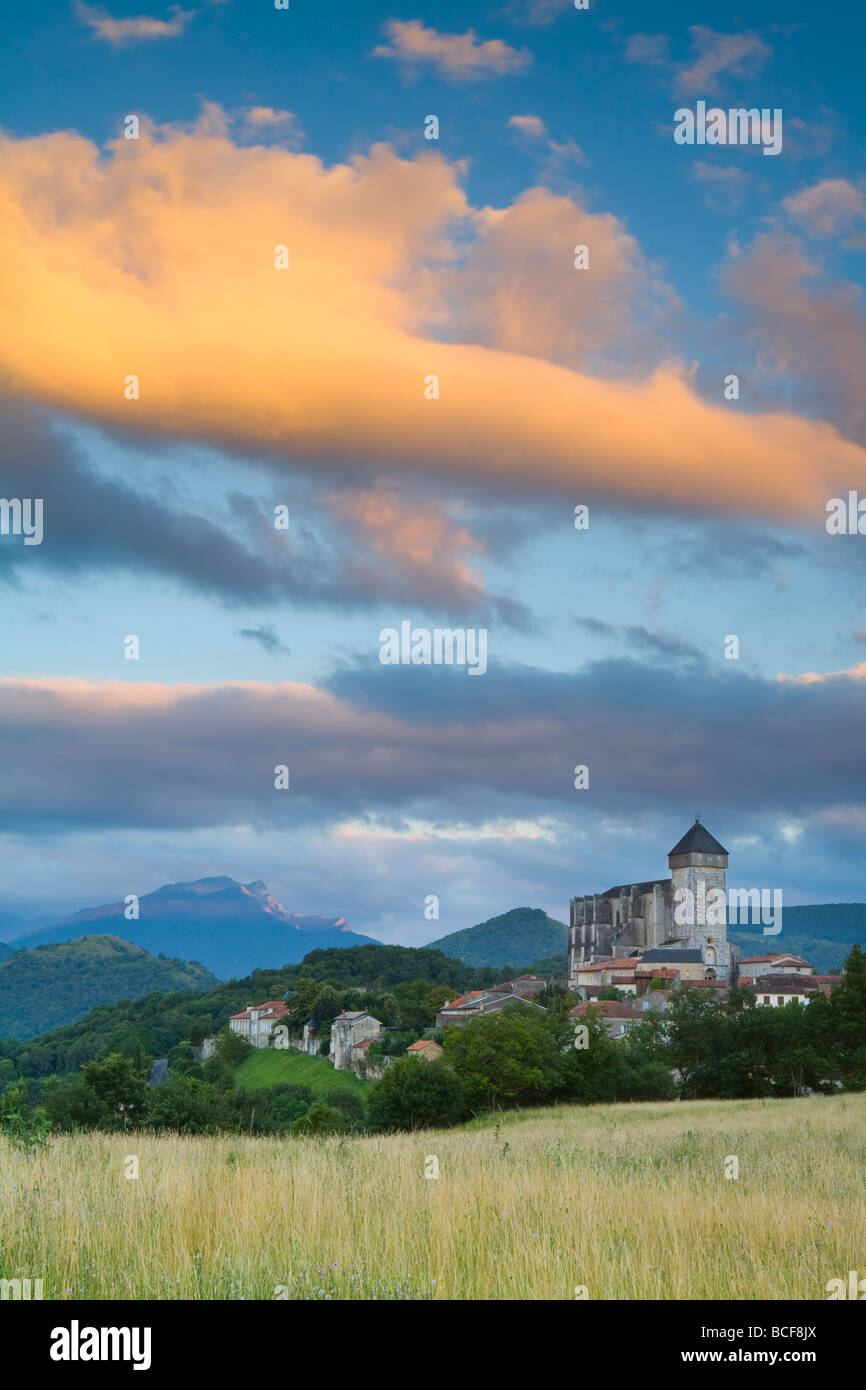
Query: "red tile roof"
740 954 811 967
751 974 818 993
575 957 640 973
229 1000 289 1021
570 1001 642 1019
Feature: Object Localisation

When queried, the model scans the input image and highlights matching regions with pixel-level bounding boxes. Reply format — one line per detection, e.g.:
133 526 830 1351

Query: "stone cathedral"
567 818 738 988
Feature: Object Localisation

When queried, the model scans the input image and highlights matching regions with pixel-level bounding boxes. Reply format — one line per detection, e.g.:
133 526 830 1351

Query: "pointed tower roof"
668 818 728 858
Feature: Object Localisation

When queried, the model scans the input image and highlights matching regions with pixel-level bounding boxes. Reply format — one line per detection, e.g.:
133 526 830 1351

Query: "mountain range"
3 877 863 991
5 877 380 979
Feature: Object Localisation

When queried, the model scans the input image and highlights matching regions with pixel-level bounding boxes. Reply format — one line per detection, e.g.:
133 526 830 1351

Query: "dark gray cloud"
574 616 707 668
1 656 865 834
0 400 527 622
239 625 290 656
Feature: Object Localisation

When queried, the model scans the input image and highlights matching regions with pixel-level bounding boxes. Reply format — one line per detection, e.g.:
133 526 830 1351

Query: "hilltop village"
2 818 862 1144
219 820 842 1079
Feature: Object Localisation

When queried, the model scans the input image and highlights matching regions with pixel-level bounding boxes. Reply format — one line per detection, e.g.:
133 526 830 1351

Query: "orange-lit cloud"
777 661 866 685
372 19 531 82
1 114 866 521
74 2 194 46
723 232 866 444
507 114 547 138
439 186 675 372
240 107 304 144
327 487 486 604
783 179 866 240
626 26 772 97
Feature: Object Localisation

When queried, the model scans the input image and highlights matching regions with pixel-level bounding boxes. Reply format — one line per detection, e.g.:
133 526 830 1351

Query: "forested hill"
0 943 539 1077
0 935 216 1040
729 903 866 975
427 907 568 967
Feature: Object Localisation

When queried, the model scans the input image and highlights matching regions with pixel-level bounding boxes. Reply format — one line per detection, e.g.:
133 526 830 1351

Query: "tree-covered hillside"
729 903 866 974
0 935 216 1040
292 942 530 989
0 944 520 1078
427 907 568 967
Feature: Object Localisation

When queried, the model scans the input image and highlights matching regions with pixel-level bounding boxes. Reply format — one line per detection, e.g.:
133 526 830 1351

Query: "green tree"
824 944 866 1087
443 1010 566 1110
327 1089 367 1131
259 1083 313 1133
81 1052 147 1129
291 1101 347 1135
166 1040 199 1075
310 986 342 1027
423 984 457 1017
283 977 322 1032
42 1074 111 1131
0 1078 50 1148
562 1011 626 1102
213 1026 250 1073
367 1056 467 1132
144 1073 224 1133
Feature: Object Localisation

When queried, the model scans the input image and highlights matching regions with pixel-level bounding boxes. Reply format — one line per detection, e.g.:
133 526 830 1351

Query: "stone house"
435 990 547 1029
745 974 820 1007
406 1039 444 1060
228 1000 289 1048
496 974 548 997
570 1000 643 1039
300 1020 323 1055
739 954 814 976
329 1011 383 1070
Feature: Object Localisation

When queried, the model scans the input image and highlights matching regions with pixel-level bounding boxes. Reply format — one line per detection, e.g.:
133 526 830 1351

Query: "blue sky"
1 0 865 942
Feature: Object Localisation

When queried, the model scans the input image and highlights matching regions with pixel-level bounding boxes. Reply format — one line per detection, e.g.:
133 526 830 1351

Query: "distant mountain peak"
153 876 238 897
240 880 293 923
5 875 375 978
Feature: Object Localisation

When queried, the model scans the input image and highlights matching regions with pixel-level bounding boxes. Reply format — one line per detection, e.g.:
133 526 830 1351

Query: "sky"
1 0 866 942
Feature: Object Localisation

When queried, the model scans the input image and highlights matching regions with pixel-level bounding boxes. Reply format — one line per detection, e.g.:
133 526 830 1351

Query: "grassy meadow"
1 1094 864 1300
233 1046 369 1098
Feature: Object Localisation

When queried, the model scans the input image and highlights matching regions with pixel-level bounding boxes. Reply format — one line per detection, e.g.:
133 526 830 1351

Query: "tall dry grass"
1 1094 864 1300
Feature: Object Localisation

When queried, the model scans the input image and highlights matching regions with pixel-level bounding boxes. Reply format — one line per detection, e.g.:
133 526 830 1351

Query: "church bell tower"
667 817 731 978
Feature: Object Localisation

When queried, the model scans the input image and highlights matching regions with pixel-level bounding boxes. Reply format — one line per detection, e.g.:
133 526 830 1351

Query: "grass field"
233 1046 369 1098
1 1094 864 1300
